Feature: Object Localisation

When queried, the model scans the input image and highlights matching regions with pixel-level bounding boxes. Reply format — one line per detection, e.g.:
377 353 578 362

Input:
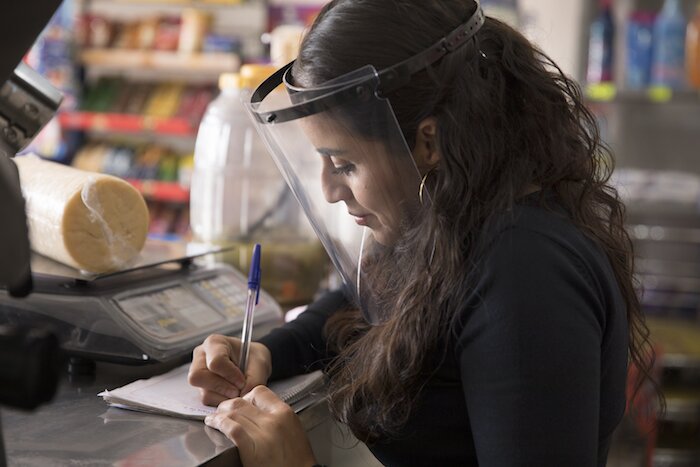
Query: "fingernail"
204 415 213 425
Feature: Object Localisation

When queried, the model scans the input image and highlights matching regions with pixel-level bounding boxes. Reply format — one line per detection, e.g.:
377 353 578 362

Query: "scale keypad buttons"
193 275 247 318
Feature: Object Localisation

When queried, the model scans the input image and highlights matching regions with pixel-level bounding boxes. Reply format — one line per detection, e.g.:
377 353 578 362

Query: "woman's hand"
205 385 317 467
188 334 272 406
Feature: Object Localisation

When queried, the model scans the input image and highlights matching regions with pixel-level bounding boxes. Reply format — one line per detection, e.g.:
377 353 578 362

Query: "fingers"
205 387 316 467
188 338 243 403
212 390 285 434
206 398 264 448
241 343 273 395
243 385 290 414
217 397 263 428
205 412 258 450
202 336 245 388
198 387 230 407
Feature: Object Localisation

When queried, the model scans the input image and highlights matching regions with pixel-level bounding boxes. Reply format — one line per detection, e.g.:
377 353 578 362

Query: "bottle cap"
240 64 278 90
218 73 241 91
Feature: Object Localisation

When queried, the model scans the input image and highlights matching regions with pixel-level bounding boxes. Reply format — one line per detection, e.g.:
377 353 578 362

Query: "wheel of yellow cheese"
14 156 149 274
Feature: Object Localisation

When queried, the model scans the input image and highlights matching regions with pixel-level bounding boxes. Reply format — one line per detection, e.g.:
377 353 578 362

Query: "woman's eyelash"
331 164 355 176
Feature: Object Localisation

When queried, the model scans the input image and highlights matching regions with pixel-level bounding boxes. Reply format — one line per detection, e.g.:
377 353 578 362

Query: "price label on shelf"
647 86 673 103
586 83 617 102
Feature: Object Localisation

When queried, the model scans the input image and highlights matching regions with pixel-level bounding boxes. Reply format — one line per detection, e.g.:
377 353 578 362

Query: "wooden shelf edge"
79 49 240 73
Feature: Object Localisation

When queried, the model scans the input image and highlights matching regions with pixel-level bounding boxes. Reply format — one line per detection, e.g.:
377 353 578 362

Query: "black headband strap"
250 5 485 123
377 6 485 95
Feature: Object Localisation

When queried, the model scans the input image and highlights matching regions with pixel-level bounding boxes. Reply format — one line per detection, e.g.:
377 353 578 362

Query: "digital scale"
0 240 283 365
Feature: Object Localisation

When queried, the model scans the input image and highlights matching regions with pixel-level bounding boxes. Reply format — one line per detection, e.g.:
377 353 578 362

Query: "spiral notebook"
99 364 325 420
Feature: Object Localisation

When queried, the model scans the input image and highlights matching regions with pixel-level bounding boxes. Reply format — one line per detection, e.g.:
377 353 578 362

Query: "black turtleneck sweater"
258 196 629 467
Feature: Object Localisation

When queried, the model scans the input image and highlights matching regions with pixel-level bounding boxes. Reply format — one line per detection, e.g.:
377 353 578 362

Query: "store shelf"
126 179 190 204
59 112 197 137
79 49 240 74
84 0 248 8
586 84 700 105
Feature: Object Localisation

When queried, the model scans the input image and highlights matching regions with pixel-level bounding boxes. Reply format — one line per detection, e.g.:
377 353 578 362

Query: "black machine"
0 0 65 411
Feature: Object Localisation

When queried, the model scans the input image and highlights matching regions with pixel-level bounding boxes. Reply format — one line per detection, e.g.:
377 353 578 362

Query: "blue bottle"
626 11 655 89
651 0 687 88
587 0 615 84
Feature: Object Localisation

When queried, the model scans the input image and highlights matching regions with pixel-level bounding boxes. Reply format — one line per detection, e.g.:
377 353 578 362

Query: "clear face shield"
246 6 484 324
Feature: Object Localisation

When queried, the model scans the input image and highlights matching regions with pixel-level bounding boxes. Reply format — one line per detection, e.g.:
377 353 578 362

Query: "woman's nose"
321 165 352 204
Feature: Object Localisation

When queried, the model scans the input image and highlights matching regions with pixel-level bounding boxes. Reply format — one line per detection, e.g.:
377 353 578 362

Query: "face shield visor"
246 6 484 324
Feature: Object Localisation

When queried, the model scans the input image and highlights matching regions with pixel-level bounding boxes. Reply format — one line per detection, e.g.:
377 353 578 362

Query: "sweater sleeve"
457 227 607 466
257 289 349 381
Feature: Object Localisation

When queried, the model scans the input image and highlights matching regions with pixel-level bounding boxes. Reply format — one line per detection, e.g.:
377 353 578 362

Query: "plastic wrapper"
14 155 149 273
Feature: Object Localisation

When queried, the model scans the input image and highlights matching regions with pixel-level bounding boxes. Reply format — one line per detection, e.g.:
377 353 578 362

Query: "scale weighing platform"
0 240 283 365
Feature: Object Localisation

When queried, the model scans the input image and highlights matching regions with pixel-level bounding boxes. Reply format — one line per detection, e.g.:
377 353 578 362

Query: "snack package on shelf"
78 79 215 123
75 11 242 56
70 140 192 239
145 83 185 118
179 8 211 54
123 83 155 115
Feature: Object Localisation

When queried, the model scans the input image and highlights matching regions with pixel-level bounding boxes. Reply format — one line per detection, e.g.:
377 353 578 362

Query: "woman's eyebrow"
317 147 348 157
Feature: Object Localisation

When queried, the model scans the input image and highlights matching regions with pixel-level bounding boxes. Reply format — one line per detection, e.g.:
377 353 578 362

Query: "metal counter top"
2 361 329 467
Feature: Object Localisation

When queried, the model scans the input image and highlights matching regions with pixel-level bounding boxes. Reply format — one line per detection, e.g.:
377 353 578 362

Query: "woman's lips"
349 211 370 226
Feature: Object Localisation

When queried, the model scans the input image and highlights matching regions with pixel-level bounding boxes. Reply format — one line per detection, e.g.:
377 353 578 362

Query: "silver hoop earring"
419 168 437 205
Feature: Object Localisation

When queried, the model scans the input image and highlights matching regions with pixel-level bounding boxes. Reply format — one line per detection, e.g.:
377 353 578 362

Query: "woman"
188 1 655 465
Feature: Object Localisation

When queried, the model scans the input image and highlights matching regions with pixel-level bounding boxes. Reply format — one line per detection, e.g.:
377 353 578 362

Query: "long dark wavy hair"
292 0 656 443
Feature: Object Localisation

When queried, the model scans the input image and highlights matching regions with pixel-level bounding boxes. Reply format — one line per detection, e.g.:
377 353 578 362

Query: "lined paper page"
99 364 324 421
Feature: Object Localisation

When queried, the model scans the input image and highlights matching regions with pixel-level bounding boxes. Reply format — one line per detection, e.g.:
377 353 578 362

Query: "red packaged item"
75 14 92 48
154 17 181 51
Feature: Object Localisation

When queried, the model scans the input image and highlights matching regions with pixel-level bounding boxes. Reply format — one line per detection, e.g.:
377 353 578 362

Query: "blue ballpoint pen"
238 244 261 376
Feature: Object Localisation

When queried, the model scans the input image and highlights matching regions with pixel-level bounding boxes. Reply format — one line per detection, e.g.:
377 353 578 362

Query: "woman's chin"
368 227 397 247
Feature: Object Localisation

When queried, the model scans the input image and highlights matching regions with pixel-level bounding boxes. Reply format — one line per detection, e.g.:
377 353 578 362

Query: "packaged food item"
88 15 114 48
84 78 123 113
144 83 185 118
137 17 159 50
75 13 92 48
14 156 149 273
652 0 687 89
203 34 242 54
154 17 181 52
123 82 154 115
158 153 179 182
626 11 655 89
686 2 700 89
103 146 135 179
179 9 210 54
269 25 305 67
188 86 216 121
114 22 141 50
178 154 194 189
133 145 165 180
72 143 108 173
587 0 615 84
174 206 191 238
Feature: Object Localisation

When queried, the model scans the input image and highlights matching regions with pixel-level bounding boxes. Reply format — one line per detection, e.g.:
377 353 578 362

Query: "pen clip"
248 244 262 305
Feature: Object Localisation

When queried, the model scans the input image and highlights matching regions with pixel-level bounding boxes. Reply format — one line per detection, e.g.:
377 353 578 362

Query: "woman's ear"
413 117 441 171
